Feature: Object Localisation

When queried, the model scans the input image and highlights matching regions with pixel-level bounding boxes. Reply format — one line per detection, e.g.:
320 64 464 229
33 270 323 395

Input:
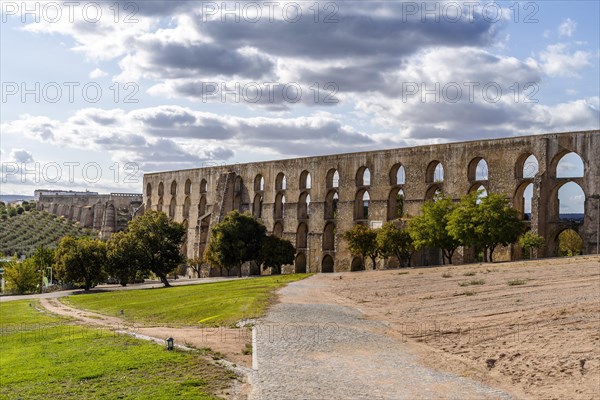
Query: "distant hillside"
0 195 34 203
0 210 98 257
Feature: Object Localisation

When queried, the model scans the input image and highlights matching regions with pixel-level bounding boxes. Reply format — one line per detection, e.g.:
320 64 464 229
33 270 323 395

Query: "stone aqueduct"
144 130 599 275
37 193 143 239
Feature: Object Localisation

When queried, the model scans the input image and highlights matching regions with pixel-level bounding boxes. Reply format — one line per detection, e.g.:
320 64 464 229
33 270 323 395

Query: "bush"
4 259 39 294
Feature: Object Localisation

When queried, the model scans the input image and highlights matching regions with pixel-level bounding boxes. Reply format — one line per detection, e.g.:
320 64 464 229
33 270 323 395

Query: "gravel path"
251 276 515 400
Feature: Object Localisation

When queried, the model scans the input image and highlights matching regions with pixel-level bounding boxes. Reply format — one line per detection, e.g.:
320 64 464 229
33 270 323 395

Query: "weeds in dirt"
507 279 528 286
458 279 485 287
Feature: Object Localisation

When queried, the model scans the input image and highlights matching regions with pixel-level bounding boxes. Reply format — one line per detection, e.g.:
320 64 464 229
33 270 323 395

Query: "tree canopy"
55 236 107 290
122 210 186 287
342 224 379 269
408 194 460 264
257 235 296 275
377 222 415 268
204 211 267 276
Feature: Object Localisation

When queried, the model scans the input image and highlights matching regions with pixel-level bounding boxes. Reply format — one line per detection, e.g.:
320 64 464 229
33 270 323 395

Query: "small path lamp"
166 337 174 351
590 194 600 255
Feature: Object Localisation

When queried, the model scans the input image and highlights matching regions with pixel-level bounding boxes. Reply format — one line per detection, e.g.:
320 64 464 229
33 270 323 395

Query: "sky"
0 1 598 214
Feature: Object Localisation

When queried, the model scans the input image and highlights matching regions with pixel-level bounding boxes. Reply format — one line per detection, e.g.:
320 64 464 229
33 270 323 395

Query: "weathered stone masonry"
143 130 599 274
37 193 143 238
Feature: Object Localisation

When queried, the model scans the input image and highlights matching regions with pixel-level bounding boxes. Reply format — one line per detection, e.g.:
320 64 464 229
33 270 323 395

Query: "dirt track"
325 256 600 400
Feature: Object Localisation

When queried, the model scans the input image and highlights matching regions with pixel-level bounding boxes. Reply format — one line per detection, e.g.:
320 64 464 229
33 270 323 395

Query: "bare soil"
324 256 600 400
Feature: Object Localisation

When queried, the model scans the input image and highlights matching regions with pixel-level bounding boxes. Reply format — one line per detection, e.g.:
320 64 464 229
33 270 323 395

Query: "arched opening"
327 169 340 188
516 153 539 179
234 193 242 211
198 195 207 217
554 152 584 179
324 190 339 220
295 253 307 274
170 180 177 196
183 196 191 219
388 188 405 220
356 166 371 186
475 185 487 204
351 257 365 272
146 183 152 208
468 157 488 181
355 190 370 220
253 194 263 218
323 222 335 251
234 176 243 192
556 182 585 221
514 182 534 220
426 161 444 183
321 255 334 273
296 223 308 249
158 182 164 197
390 163 406 186
169 196 177 219
157 197 164 212
300 171 312 190
273 222 284 237
557 229 584 256
184 179 192 196
275 173 286 191
425 185 442 201
298 192 310 220
274 193 285 220
254 174 264 192
200 179 207 194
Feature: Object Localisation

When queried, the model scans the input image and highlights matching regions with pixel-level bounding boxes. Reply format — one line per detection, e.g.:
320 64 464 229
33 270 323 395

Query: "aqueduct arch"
143 130 600 274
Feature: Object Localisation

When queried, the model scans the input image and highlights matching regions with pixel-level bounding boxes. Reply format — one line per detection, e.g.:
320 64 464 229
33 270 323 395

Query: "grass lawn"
0 301 233 399
64 274 311 327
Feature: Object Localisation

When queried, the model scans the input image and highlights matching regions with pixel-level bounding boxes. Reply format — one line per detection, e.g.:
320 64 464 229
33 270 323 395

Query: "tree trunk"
238 263 243 278
158 274 171 287
489 246 496 262
371 256 377 270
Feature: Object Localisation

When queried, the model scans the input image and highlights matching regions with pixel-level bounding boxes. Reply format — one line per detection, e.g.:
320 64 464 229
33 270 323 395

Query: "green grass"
0 301 231 399
64 274 311 327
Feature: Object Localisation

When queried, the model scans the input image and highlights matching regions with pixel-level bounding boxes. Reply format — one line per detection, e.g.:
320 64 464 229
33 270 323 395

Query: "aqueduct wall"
143 130 600 274
37 193 143 238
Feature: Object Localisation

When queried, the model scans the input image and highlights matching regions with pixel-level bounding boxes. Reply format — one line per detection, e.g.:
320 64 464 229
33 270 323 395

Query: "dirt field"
326 256 600 400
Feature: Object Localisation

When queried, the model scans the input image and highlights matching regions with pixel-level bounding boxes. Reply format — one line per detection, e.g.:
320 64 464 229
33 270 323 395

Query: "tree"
54 236 107 290
343 224 379 269
475 193 525 261
124 210 186 287
377 222 415 268
519 231 545 259
447 190 480 251
106 231 145 286
3 259 39 294
31 245 55 278
187 257 203 278
558 229 583 256
204 211 266 277
258 235 295 275
408 195 459 264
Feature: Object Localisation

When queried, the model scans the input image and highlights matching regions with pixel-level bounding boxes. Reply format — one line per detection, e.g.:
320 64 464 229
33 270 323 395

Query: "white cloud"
558 18 577 37
89 68 108 79
536 43 592 77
